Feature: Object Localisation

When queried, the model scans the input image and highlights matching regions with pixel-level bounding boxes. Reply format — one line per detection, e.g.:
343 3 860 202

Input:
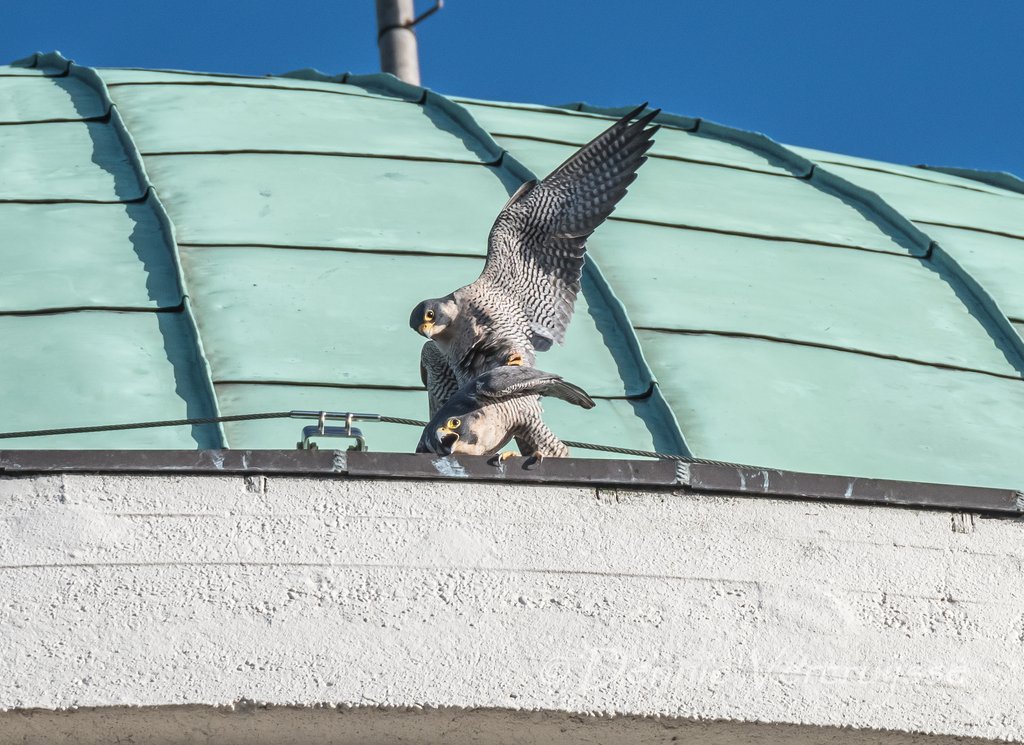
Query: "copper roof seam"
309 71 505 162
41 51 228 447
926 243 1024 377
0 108 111 126
216 380 430 393
0 197 140 205
605 215 916 257
0 303 186 318
283 68 421 104
489 132 794 177
105 79 401 104
799 169 928 253
452 97 699 132
694 120 814 178
278 67 349 85
178 242 486 260
214 379 644 401
313 72 690 455
99 66 271 81
913 220 1024 242
138 149 500 166
814 159 1012 196
917 164 1024 197
687 116 937 251
550 103 809 177
634 326 1024 383
129 227 947 263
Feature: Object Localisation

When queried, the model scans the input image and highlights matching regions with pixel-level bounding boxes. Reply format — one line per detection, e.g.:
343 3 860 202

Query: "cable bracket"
292 410 381 451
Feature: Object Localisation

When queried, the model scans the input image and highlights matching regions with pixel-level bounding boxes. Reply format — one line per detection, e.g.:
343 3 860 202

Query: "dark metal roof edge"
0 450 1019 516
685 462 1022 516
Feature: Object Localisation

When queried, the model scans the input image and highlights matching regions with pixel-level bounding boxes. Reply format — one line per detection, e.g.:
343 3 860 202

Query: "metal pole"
376 0 421 86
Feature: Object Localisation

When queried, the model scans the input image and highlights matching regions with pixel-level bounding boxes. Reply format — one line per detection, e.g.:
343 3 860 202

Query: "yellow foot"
489 450 518 467
524 450 548 468
506 352 525 367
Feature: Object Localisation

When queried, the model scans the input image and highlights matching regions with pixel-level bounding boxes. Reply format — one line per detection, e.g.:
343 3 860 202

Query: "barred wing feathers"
474 366 595 410
481 104 659 349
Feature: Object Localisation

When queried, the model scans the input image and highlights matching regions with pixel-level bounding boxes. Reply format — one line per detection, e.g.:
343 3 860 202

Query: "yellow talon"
499 450 517 461
506 352 524 366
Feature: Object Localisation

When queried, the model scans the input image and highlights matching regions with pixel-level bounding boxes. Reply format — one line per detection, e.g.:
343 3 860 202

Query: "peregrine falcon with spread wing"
416 365 595 458
410 104 659 407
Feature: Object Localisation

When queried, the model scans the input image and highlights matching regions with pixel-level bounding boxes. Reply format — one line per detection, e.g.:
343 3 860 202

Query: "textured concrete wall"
1 473 1022 744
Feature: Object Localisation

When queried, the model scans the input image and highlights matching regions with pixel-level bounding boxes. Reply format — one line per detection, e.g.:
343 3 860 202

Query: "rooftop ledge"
2 452 1023 744
1 449 1022 515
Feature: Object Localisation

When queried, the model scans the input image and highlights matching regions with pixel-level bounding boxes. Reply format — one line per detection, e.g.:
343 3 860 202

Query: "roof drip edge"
0 450 1019 514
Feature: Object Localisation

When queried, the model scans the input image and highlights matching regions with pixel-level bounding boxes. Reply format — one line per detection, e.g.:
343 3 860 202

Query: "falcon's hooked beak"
436 429 459 453
435 416 462 454
418 321 435 337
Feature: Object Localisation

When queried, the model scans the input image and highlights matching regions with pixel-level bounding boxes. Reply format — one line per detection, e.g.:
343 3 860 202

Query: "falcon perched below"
409 104 659 408
416 365 595 458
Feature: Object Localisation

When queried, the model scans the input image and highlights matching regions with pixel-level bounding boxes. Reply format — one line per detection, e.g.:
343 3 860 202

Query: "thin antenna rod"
376 0 421 85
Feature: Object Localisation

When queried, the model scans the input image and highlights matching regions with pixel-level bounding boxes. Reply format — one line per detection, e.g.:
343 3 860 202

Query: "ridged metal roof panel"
0 202 181 311
587 220 1019 376
923 225 1024 323
0 54 223 449
639 331 1024 489
180 246 644 398
109 84 494 161
788 144 1020 197
824 162 1024 237
4 53 1023 486
0 121 144 200
0 76 106 122
141 154 515 253
0 64 57 77
0 312 220 449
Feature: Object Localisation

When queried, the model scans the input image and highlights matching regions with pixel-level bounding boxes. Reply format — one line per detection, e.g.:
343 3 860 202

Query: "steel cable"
0 410 717 463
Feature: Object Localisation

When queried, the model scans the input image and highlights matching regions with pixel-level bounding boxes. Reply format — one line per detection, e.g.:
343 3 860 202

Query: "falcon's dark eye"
425 309 435 321
446 417 461 430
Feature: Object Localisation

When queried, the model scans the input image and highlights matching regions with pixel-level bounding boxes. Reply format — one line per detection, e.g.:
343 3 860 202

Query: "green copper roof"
3 51 1023 489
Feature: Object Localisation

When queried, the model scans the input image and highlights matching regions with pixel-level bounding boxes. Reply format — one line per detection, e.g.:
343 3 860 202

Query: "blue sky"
6 1 1022 175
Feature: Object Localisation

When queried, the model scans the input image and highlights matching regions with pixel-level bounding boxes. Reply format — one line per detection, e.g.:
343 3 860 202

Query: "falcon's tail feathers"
545 379 596 410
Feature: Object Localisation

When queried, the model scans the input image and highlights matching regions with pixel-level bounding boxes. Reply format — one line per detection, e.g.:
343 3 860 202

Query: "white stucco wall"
1 472 1022 744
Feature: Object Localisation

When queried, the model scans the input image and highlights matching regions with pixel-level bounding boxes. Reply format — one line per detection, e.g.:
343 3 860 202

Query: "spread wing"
420 341 460 417
480 104 659 350
474 366 595 410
